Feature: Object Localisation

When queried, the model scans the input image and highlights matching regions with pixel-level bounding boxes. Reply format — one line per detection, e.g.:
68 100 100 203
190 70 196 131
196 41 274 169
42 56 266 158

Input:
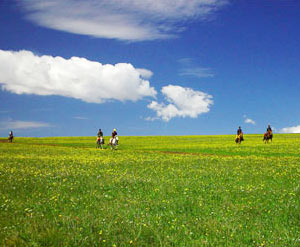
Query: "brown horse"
263 132 273 143
235 134 244 144
8 132 13 143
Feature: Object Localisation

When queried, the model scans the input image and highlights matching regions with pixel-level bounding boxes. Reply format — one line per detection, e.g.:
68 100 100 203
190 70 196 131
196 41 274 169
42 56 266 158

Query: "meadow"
0 134 299 246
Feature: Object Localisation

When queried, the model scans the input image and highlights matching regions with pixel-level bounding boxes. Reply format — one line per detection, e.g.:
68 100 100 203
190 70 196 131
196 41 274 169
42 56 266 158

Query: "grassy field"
0 134 299 246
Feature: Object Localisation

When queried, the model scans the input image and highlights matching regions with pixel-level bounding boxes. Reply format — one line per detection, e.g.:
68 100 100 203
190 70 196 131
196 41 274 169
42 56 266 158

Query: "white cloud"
280 125 300 133
147 85 213 121
136 68 153 79
19 0 229 41
144 116 159 122
245 118 256 125
0 50 157 103
178 58 214 78
0 120 52 130
179 67 214 78
73 116 89 120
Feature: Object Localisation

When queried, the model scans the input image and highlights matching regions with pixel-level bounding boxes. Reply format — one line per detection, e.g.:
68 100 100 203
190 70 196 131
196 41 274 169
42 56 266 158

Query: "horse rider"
267 125 272 134
97 129 103 138
266 125 273 138
236 126 244 141
112 128 118 138
8 130 14 142
237 126 243 136
96 129 104 148
110 128 118 144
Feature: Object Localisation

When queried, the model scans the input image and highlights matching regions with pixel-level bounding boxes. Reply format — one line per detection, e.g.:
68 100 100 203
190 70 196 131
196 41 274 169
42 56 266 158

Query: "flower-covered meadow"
0 134 299 246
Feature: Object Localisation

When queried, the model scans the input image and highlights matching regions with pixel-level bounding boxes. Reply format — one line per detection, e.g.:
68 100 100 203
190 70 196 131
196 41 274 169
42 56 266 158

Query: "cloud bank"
19 0 228 41
280 125 300 133
0 50 156 103
147 85 213 121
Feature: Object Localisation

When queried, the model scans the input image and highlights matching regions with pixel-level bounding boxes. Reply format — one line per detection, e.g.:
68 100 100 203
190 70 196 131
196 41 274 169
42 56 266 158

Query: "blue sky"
0 0 300 137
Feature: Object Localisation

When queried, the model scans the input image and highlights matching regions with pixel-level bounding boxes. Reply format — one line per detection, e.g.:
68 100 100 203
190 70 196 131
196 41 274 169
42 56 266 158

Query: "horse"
8 134 13 143
263 132 273 143
109 136 118 150
235 134 244 144
96 136 104 149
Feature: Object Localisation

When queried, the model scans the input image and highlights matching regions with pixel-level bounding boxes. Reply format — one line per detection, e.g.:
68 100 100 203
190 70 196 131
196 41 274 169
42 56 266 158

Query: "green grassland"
0 134 299 246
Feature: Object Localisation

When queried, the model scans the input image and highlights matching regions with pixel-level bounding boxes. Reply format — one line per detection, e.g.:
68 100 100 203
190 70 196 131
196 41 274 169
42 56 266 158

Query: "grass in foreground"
0 134 299 246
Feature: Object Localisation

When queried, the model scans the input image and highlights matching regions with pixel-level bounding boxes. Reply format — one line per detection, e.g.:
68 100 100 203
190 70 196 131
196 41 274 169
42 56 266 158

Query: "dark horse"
8 133 13 143
235 134 244 144
263 132 273 143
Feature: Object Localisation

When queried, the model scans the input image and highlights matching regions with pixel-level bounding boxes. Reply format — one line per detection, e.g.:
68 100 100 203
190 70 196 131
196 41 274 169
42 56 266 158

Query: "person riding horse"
8 130 14 143
267 125 272 135
112 129 117 139
109 128 118 149
96 129 104 148
97 129 103 138
263 125 273 143
235 126 244 143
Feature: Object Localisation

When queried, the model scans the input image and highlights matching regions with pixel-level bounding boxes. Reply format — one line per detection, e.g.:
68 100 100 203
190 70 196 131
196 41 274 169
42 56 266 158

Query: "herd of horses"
235 132 273 144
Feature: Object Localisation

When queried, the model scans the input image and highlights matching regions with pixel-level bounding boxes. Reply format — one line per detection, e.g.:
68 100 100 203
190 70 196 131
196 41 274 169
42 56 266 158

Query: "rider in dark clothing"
97 129 104 147
236 126 244 141
237 126 242 135
97 129 103 137
266 125 273 139
112 129 117 138
8 130 13 142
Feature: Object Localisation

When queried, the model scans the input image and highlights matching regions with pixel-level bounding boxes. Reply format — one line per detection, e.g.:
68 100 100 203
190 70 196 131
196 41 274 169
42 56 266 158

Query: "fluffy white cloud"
280 125 300 133
245 118 256 125
147 85 213 121
0 120 51 130
19 0 228 41
0 50 156 103
136 68 153 79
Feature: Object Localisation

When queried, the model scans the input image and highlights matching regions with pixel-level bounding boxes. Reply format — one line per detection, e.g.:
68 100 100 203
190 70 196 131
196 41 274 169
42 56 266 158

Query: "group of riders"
235 125 273 144
7 128 119 149
7 125 273 145
96 128 119 149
